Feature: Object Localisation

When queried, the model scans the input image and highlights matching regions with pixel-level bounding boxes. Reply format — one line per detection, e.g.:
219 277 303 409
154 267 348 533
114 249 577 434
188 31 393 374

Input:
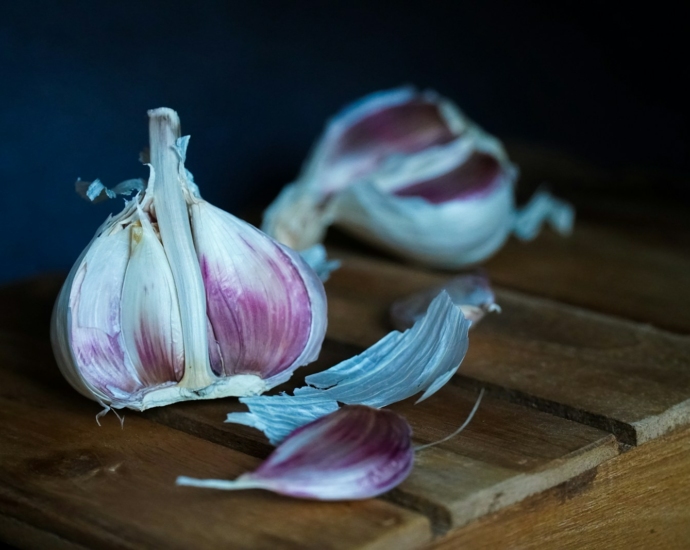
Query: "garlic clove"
227 291 469 444
53 215 139 406
301 86 464 197
178 405 414 500
262 86 573 268
390 271 500 331
189 200 327 385
120 210 184 388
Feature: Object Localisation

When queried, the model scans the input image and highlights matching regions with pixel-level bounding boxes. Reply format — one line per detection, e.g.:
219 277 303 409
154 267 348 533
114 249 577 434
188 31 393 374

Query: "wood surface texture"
325 247 690 446
1 165 690 548
429 424 690 549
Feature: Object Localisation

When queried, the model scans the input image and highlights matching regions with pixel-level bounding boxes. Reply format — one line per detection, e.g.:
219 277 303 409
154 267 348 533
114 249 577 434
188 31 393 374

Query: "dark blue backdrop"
1 1 687 283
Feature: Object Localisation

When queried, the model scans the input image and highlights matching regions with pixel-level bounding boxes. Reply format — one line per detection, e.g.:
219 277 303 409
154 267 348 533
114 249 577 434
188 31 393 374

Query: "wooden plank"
323 250 690 446
0 272 641 534
144 339 618 531
484 221 690 334
0 333 431 550
387 384 617 531
429 425 690 550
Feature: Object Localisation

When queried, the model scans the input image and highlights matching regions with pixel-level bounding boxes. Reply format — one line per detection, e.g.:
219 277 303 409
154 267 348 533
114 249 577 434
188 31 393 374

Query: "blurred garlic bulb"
51 108 327 412
263 87 573 268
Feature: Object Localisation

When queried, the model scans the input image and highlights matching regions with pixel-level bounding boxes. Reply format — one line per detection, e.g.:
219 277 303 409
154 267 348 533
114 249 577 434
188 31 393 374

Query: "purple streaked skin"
321 99 458 196
247 405 413 499
201 255 312 378
68 233 146 398
210 405 413 500
194 203 313 380
393 152 502 203
131 317 183 386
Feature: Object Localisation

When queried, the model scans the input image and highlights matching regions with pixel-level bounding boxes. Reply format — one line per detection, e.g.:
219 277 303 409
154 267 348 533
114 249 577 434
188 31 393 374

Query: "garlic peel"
179 405 413 500
75 178 146 203
298 244 341 282
390 271 499 330
514 188 575 240
227 292 469 444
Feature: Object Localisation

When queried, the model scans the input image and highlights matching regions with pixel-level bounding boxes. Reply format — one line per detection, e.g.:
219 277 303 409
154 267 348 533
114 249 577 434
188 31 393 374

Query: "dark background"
1 1 687 284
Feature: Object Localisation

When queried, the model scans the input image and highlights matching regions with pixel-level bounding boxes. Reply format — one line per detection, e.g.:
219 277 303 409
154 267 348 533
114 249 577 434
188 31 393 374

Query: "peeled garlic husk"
390 271 500 331
227 292 469 444
178 405 414 500
262 86 573 268
51 108 327 413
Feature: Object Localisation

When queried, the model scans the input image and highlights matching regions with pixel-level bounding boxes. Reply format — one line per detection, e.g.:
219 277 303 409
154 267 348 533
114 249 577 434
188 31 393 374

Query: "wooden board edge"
426 425 690 549
633 397 690 446
438 434 618 532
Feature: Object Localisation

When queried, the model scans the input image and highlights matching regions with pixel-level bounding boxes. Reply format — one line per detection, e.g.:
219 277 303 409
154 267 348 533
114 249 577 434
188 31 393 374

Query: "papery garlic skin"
263 86 573 269
178 405 414 500
390 272 500 331
227 292 469 445
51 108 327 412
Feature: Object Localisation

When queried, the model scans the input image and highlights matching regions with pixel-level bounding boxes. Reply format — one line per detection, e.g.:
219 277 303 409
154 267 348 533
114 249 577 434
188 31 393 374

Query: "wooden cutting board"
1 215 689 549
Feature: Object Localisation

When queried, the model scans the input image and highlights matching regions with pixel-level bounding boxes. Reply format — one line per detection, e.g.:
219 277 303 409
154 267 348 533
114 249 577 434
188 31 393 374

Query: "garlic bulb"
178 405 414 500
51 108 327 412
263 86 573 268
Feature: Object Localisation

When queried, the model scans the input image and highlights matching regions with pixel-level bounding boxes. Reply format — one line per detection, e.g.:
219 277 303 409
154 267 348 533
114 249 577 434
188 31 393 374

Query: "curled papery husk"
227 292 469 444
390 272 500 331
262 86 573 268
177 405 413 500
51 108 327 412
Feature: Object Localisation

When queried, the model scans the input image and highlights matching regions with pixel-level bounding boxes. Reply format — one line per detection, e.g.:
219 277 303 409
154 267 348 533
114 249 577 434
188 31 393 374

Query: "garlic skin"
390 272 500 331
227 291 469 445
51 108 327 412
178 405 414 500
262 86 573 268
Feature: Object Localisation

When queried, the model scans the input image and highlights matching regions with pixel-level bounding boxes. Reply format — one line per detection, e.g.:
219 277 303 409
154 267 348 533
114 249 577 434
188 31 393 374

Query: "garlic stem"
147 108 215 390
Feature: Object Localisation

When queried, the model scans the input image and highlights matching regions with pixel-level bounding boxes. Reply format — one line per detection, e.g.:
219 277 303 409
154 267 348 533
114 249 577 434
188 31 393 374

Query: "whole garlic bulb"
263 87 573 268
51 108 327 412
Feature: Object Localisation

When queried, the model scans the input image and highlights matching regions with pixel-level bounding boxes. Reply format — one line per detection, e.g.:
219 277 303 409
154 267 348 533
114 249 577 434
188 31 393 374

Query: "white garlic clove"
262 86 573 268
51 108 328 413
190 200 327 385
178 405 414 500
120 211 184 389
390 272 500 331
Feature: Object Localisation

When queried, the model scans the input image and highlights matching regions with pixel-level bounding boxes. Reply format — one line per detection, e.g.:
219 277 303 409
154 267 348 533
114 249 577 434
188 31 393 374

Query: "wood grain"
484 222 690 334
0 333 431 550
430 425 690 550
324 250 690 446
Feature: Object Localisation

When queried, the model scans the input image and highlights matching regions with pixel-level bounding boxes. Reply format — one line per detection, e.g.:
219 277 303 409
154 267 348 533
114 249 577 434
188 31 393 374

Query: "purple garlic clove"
177 405 414 500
